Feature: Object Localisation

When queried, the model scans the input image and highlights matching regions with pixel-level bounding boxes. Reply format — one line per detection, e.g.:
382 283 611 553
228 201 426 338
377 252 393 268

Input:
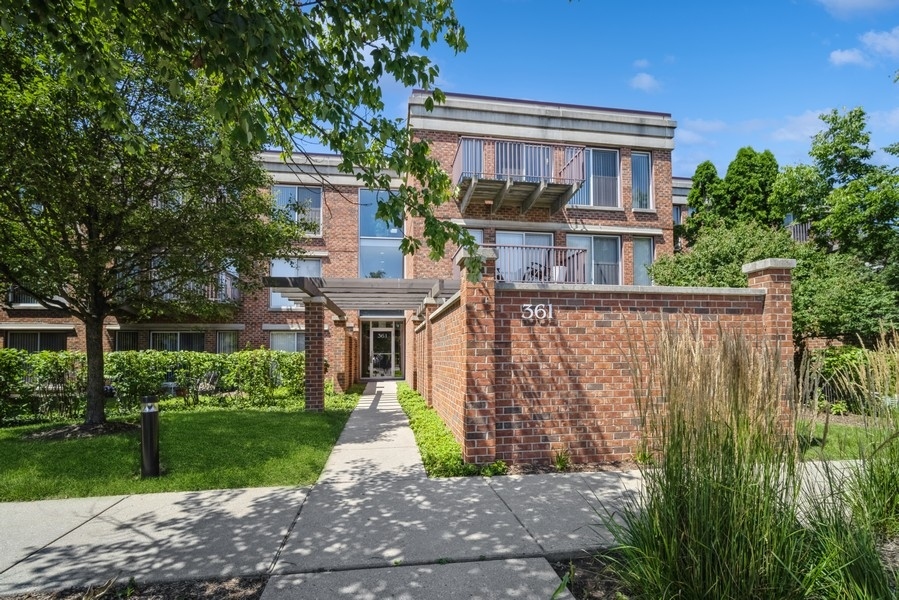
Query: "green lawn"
0 389 360 501
800 420 887 461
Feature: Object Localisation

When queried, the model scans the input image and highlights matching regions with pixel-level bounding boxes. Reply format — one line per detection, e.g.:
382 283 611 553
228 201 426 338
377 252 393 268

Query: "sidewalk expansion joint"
0 494 131 577
271 552 550 577
486 479 548 555
266 489 311 576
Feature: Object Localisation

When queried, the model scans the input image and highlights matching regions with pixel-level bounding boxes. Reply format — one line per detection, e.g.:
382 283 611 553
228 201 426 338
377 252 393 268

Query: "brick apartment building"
0 91 795 464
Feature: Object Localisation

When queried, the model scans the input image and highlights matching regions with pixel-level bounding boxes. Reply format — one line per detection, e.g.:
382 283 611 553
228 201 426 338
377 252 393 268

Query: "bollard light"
140 395 160 478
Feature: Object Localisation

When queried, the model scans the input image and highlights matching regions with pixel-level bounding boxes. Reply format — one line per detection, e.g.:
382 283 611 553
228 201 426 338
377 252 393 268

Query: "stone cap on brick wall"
741 258 797 274
453 246 498 266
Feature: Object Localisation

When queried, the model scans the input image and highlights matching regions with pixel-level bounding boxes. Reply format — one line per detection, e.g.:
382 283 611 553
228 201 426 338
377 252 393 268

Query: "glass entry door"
369 327 394 378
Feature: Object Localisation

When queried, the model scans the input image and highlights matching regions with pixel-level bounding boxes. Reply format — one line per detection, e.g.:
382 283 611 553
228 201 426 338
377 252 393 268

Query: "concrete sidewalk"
0 381 643 599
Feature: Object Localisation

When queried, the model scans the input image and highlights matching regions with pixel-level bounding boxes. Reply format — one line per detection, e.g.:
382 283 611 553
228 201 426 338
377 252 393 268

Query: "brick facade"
413 251 796 465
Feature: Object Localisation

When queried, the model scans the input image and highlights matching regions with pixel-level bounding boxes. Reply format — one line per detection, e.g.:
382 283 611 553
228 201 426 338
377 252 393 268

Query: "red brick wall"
414 254 795 466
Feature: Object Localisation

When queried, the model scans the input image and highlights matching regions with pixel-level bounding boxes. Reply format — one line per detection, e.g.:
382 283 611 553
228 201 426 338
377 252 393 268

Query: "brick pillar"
303 296 326 411
458 247 497 464
744 258 797 428
331 316 348 393
411 314 423 391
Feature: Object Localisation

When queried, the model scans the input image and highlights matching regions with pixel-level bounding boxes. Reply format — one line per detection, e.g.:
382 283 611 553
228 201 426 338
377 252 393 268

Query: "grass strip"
396 383 505 477
0 387 360 501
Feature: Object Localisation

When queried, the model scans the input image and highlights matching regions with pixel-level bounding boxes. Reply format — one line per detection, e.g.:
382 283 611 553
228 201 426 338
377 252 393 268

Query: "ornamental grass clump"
607 322 894 599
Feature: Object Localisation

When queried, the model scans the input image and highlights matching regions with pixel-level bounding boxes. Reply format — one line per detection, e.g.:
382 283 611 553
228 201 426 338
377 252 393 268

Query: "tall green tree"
681 148 783 244
0 35 306 424
772 107 899 266
2 0 479 265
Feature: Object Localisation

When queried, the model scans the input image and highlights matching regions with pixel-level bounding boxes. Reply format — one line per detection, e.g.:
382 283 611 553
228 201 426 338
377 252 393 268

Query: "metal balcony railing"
452 138 585 186
487 245 588 284
8 287 41 306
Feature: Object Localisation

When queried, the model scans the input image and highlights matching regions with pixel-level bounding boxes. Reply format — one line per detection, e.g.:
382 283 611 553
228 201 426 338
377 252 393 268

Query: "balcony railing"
451 137 586 215
156 272 240 302
789 221 811 243
487 245 588 284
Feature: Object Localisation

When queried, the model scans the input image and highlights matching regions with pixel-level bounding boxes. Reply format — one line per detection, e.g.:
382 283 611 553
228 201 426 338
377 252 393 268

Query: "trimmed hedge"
396 382 506 477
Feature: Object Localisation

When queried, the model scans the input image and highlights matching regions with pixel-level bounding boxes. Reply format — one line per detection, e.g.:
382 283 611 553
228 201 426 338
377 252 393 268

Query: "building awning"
263 277 461 315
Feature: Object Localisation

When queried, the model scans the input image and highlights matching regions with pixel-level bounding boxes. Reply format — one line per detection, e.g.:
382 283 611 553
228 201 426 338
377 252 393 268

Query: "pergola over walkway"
262 276 460 410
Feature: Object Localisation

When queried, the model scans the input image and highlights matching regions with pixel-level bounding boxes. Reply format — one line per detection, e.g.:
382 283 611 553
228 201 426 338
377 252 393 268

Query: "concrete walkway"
0 381 643 599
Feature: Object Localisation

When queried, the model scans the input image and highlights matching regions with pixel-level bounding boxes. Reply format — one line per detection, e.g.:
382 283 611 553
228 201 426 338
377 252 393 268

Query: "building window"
273 185 322 235
631 152 652 209
633 237 654 286
590 149 619 208
495 231 553 282
270 331 305 352
673 204 686 226
359 189 404 279
217 331 239 354
567 235 621 285
7 287 42 307
150 331 205 351
7 331 67 352
270 258 322 309
115 331 140 351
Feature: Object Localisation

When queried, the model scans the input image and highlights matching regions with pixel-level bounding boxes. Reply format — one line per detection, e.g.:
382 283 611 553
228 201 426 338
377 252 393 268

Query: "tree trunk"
83 318 107 425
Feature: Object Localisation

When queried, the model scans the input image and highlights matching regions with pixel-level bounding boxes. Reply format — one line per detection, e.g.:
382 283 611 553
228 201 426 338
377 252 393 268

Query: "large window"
567 235 621 285
217 331 239 354
115 331 140 351
495 231 553 282
631 152 652 210
150 331 205 351
591 149 619 208
273 185 322 235
359 189 404 279
633 237 654 286
270 258 322 309
270 331 305 352
7 287 41 307
7 331 67 352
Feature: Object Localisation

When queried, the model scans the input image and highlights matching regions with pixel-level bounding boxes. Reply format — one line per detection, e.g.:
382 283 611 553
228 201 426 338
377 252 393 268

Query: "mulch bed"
0 576 266 600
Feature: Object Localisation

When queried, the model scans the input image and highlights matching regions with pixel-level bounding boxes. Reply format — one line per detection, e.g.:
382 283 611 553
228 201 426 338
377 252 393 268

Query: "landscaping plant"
607 322 895 599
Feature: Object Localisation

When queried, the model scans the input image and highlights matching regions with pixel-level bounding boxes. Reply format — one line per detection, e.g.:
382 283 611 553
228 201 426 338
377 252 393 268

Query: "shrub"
396 383 506 477
222 349 281 406
105 351 171 411
0 348 31 422
276 351 306 398
28 351 86 419
171 351 226 406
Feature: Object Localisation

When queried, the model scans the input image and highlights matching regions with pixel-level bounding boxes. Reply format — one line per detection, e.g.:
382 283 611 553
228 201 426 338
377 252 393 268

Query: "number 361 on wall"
521 303 554 320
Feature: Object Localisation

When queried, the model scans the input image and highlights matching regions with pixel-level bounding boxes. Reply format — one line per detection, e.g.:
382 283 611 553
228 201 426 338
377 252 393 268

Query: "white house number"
521 303 554 321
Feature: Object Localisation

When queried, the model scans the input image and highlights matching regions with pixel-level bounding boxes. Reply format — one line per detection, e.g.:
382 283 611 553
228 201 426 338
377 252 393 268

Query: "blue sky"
382 0 899 178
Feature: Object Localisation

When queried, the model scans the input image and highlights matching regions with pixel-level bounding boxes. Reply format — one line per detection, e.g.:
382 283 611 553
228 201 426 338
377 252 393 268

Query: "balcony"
488 244 588 284
7 287 42 307
157 271 241 302
452 138 586 216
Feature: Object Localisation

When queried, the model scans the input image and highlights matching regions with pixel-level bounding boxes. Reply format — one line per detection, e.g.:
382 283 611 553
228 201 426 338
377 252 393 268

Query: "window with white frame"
631 152 652 210
567 235 621 285
273 185 322 235
359 189 404 279
590 149 619 208
150 331 205 351
270 258 322 309
270 331 305 352
7 331 67 352
115 331 140 351
633 237 654 286
217 331 239 354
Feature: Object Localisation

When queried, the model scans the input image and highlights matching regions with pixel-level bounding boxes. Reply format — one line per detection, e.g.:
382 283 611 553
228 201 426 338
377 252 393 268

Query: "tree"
772 107 899 266
681 148 783 244
2 0 480 267
0 35 306 424
649 222 899 343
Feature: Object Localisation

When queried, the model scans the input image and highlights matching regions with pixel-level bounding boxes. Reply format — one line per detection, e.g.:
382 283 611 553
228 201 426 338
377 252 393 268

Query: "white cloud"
816 0 899 17
681 118 727 133
633 58 650 68
675 129 706 145
861 25 899 57
771 110 829 142
629 72 660 92
829 48 871 66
